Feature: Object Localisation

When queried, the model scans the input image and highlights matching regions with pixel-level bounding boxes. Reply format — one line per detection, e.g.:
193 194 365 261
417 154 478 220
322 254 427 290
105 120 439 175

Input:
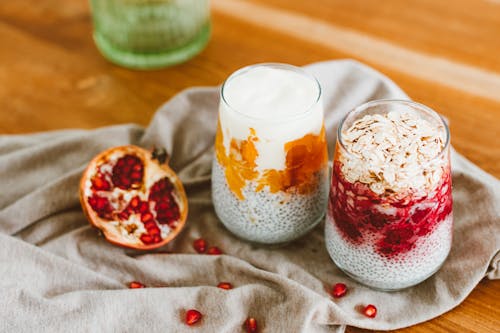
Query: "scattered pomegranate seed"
363 304 377 318
331 283 347 298
207 246 222 255
217 282 233 290
128 281 145 289
244 317 258 333
193 238 207 253
185 309 202 325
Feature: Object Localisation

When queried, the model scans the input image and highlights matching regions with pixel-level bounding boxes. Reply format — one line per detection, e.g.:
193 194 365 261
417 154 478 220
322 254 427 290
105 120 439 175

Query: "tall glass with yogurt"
211 63 329 244
326 100 452 290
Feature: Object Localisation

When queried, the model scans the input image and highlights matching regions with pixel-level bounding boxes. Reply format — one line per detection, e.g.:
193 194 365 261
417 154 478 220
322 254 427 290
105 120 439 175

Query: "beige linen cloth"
1 60 499 333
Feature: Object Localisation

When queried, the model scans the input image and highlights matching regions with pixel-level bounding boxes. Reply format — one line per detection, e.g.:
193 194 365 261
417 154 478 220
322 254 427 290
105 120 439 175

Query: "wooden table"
0 0 498 332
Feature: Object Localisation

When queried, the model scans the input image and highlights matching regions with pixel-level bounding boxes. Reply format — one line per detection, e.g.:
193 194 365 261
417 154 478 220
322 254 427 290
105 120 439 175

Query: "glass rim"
337 99 451 163
220 63 322 122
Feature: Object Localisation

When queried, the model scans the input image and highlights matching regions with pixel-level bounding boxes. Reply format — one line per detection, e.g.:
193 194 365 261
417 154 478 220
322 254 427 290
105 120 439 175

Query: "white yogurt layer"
220 65 323 171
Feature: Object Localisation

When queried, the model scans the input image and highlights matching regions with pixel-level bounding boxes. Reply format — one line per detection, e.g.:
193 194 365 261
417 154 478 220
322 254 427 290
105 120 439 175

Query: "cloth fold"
0 60 498 332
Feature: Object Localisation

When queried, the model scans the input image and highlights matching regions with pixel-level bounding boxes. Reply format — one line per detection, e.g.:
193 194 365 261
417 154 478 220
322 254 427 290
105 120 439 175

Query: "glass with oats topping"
325 99 452 290
211 63 329 244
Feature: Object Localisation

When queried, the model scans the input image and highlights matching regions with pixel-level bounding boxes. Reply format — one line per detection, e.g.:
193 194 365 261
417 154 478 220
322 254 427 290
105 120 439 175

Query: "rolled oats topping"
339 110 446 195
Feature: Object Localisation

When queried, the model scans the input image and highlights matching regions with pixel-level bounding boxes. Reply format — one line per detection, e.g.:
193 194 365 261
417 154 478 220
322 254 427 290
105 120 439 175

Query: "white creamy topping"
223 66 318 119
220 65 323 171
340 110 446 194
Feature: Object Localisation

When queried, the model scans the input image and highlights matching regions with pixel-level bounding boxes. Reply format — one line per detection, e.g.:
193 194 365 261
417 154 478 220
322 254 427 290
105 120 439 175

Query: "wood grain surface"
0 0 498 332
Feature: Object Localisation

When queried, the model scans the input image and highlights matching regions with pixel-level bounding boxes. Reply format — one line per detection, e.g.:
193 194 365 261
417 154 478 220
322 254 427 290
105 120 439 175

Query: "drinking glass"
211 63 329 244
89 0 211 69
325 100 452 290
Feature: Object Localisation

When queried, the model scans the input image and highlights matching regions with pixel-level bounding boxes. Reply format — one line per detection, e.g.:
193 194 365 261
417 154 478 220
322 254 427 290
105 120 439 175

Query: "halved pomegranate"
80 145 188 250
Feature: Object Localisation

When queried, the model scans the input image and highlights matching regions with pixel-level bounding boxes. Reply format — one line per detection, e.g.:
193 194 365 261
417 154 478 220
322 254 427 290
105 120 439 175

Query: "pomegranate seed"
118 209 130 219
92 176 111 191
130 196 140 209
120 176 131 187
207 246 222 255
185 309 202 325
148 227 160 236
363 304 377 318
153 234 162 243
217 282 233 290
129 281 145 289
143 221 156 229
141 212 154 223
244 317 258 333
88 196 97 206
156 201 170 211
125 156 134 165
140 234 154 244
96 197 107 210
139 202 149 214
157 179 166 191
131 171 142 180
150 183 159 193
193 238 207 253
331 283 347 298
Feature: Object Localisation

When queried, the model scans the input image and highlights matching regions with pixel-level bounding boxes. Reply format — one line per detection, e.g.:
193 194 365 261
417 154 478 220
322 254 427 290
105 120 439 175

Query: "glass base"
93 23 210 70
324 212 452 291
218 212 325 246
333 257 446 291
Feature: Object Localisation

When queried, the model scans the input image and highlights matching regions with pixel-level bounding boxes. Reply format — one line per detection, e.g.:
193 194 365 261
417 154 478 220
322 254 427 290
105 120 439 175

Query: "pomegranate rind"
79 145 188 250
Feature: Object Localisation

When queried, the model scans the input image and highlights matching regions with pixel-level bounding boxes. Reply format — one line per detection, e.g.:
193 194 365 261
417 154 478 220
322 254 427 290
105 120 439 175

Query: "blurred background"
0 0 498 172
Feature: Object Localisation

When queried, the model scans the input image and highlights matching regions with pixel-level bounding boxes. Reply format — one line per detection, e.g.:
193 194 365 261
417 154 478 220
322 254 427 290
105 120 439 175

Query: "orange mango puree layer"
215 122 328 200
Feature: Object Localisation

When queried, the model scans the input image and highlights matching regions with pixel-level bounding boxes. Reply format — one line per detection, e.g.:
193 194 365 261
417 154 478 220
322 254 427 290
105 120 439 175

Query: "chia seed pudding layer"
212 159 328 244
325 213 452 290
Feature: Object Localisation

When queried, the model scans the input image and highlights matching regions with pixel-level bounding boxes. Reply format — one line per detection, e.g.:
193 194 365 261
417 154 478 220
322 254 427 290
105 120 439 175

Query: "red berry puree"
329 161 452 258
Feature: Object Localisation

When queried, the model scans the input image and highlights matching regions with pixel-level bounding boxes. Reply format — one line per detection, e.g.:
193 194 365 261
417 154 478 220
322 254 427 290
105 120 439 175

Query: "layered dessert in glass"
212 63 329 244
325 100 452 290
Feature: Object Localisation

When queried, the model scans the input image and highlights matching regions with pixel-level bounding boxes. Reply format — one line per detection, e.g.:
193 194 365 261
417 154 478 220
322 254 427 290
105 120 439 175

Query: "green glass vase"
89 0 211 69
